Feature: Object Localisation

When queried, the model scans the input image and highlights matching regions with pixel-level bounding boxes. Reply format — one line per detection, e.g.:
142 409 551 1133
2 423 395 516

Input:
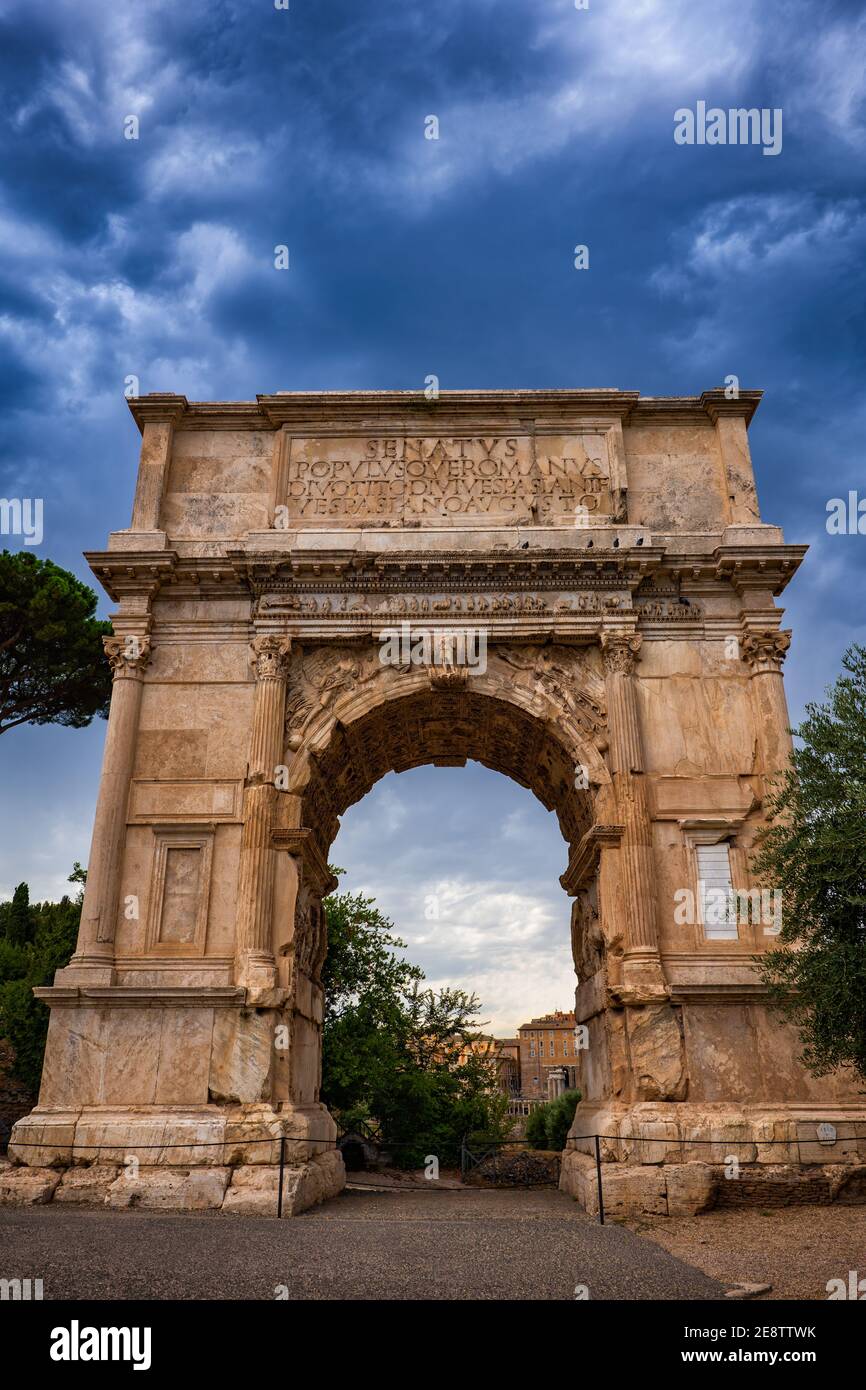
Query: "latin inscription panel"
283 432 615 525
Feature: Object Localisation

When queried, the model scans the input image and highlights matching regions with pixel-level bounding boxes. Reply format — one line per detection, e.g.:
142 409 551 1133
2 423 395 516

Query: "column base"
615 950 668 1003
234 953 279 999
54 959 115 986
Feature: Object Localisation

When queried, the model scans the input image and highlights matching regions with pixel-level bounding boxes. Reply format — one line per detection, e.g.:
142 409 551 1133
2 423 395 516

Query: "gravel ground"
0 1186 726 1301
622 1204 866 1300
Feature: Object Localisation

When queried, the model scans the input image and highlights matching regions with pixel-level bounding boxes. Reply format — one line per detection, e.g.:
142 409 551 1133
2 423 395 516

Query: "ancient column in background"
59 636 152 984
235 635 291 996
600 631 665 999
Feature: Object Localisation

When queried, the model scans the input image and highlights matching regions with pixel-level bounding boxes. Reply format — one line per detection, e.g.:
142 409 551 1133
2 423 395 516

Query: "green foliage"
524 1102 549 1149
0 938 28 986
321 873 510 1167
3 882 33 947
524 1089 581 1151
752 644 866 1081
0 550 112 736
0 870 82 1091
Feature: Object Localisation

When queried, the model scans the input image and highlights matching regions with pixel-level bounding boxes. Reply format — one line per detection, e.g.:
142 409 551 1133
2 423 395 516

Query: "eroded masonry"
7 389 866 1216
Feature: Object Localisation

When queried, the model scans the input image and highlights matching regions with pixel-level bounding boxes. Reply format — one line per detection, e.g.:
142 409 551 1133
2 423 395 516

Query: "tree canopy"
0 550 112 736
321 874 509 1166
753 644 866 1081
0 867 83 1092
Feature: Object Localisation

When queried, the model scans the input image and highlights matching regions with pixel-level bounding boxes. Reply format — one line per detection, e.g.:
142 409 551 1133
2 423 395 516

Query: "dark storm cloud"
1 0 865 923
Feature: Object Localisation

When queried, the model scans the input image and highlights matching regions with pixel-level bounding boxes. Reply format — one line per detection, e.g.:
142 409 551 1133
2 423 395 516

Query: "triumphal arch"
9 389 866 1215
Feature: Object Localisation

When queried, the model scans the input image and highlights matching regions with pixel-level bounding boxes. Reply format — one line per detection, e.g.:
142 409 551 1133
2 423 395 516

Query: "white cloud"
653 194 866 293
342 0 764 208
0 218 265 410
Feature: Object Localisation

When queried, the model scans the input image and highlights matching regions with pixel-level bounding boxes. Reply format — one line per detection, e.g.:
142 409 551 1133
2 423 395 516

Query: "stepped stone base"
0 1151 345 1216
2 1101 346 1216
561 1150 866 1217
561 1100 866 1216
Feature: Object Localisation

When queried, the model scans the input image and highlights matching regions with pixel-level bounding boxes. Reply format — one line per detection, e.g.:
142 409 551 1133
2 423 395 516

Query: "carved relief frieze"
635 598 704 623
259 590 627 620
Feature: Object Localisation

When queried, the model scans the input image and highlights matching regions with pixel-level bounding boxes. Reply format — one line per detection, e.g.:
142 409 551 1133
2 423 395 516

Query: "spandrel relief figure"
571 883 603 980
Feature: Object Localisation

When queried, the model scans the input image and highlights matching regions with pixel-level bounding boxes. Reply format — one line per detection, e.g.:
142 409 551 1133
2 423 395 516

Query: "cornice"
126 393 189 433
85 540 804 605
714 543 807 596
258 389 642 428
700 388 763 425
85 549 178 602
228 546 667 595
667 982 769 1003
33 985 247 1007
122 389 764 434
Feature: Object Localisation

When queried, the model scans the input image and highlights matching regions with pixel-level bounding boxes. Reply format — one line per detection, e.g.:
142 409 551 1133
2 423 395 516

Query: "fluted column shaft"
601 633 664 994
235 636 291 992
64 636 151 982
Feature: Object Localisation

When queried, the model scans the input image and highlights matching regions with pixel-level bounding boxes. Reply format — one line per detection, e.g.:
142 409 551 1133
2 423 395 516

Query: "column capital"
741 628 791 674
103 634 151 678
601 632 642 677
250 634 291 680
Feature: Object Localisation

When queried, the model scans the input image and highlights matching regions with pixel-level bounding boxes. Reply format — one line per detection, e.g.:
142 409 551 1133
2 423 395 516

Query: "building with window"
517 1010 577 1099
456 1035 521 1095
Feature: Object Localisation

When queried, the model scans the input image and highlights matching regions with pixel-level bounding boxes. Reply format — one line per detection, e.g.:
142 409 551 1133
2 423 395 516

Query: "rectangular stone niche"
145 825 214 955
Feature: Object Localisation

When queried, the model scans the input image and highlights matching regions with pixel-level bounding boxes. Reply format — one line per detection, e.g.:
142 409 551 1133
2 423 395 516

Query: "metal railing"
7 1128 843 1223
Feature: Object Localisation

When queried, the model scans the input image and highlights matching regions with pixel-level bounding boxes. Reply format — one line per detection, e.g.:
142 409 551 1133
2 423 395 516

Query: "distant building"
458 1035 521 1094
496 1038 521 1095
517 1010 578 1099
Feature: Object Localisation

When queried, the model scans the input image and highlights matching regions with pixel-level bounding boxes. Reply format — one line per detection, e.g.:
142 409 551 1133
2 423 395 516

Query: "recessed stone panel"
282 431 616 527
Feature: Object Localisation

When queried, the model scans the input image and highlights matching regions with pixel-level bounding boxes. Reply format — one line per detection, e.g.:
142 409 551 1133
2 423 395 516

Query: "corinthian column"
600 631 665 999
741 628 792 780
235 635 291 996
59 635 152 985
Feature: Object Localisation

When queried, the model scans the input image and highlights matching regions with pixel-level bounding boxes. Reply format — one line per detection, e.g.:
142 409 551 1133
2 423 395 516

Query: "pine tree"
2 882 34 947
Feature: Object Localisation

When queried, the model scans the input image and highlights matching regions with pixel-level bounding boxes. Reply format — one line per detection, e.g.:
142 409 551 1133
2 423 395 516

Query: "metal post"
277 1135 286 1219
594 1134 605 1226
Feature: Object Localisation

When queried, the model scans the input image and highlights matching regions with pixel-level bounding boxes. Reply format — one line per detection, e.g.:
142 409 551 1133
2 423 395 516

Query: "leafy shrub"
524 1089 581 1151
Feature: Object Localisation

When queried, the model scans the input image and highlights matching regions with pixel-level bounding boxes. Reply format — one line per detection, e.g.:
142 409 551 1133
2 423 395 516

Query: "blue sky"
1 0 864 1032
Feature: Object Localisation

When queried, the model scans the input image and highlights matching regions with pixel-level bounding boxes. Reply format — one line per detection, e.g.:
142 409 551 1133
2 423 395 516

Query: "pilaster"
600 630 666 1000
235 635 292 997
57 636 152 984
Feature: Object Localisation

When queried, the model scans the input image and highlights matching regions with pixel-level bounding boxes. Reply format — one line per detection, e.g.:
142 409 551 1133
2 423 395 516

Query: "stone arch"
268 639 615 1128
280 640 612 872
268 640 618 1105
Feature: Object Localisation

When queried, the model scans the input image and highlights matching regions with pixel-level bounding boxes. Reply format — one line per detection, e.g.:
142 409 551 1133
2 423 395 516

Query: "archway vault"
279 641 612 871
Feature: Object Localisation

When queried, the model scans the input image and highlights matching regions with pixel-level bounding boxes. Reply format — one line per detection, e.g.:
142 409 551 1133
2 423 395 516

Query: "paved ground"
0 1186 725 1301
624 1203 866 1301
